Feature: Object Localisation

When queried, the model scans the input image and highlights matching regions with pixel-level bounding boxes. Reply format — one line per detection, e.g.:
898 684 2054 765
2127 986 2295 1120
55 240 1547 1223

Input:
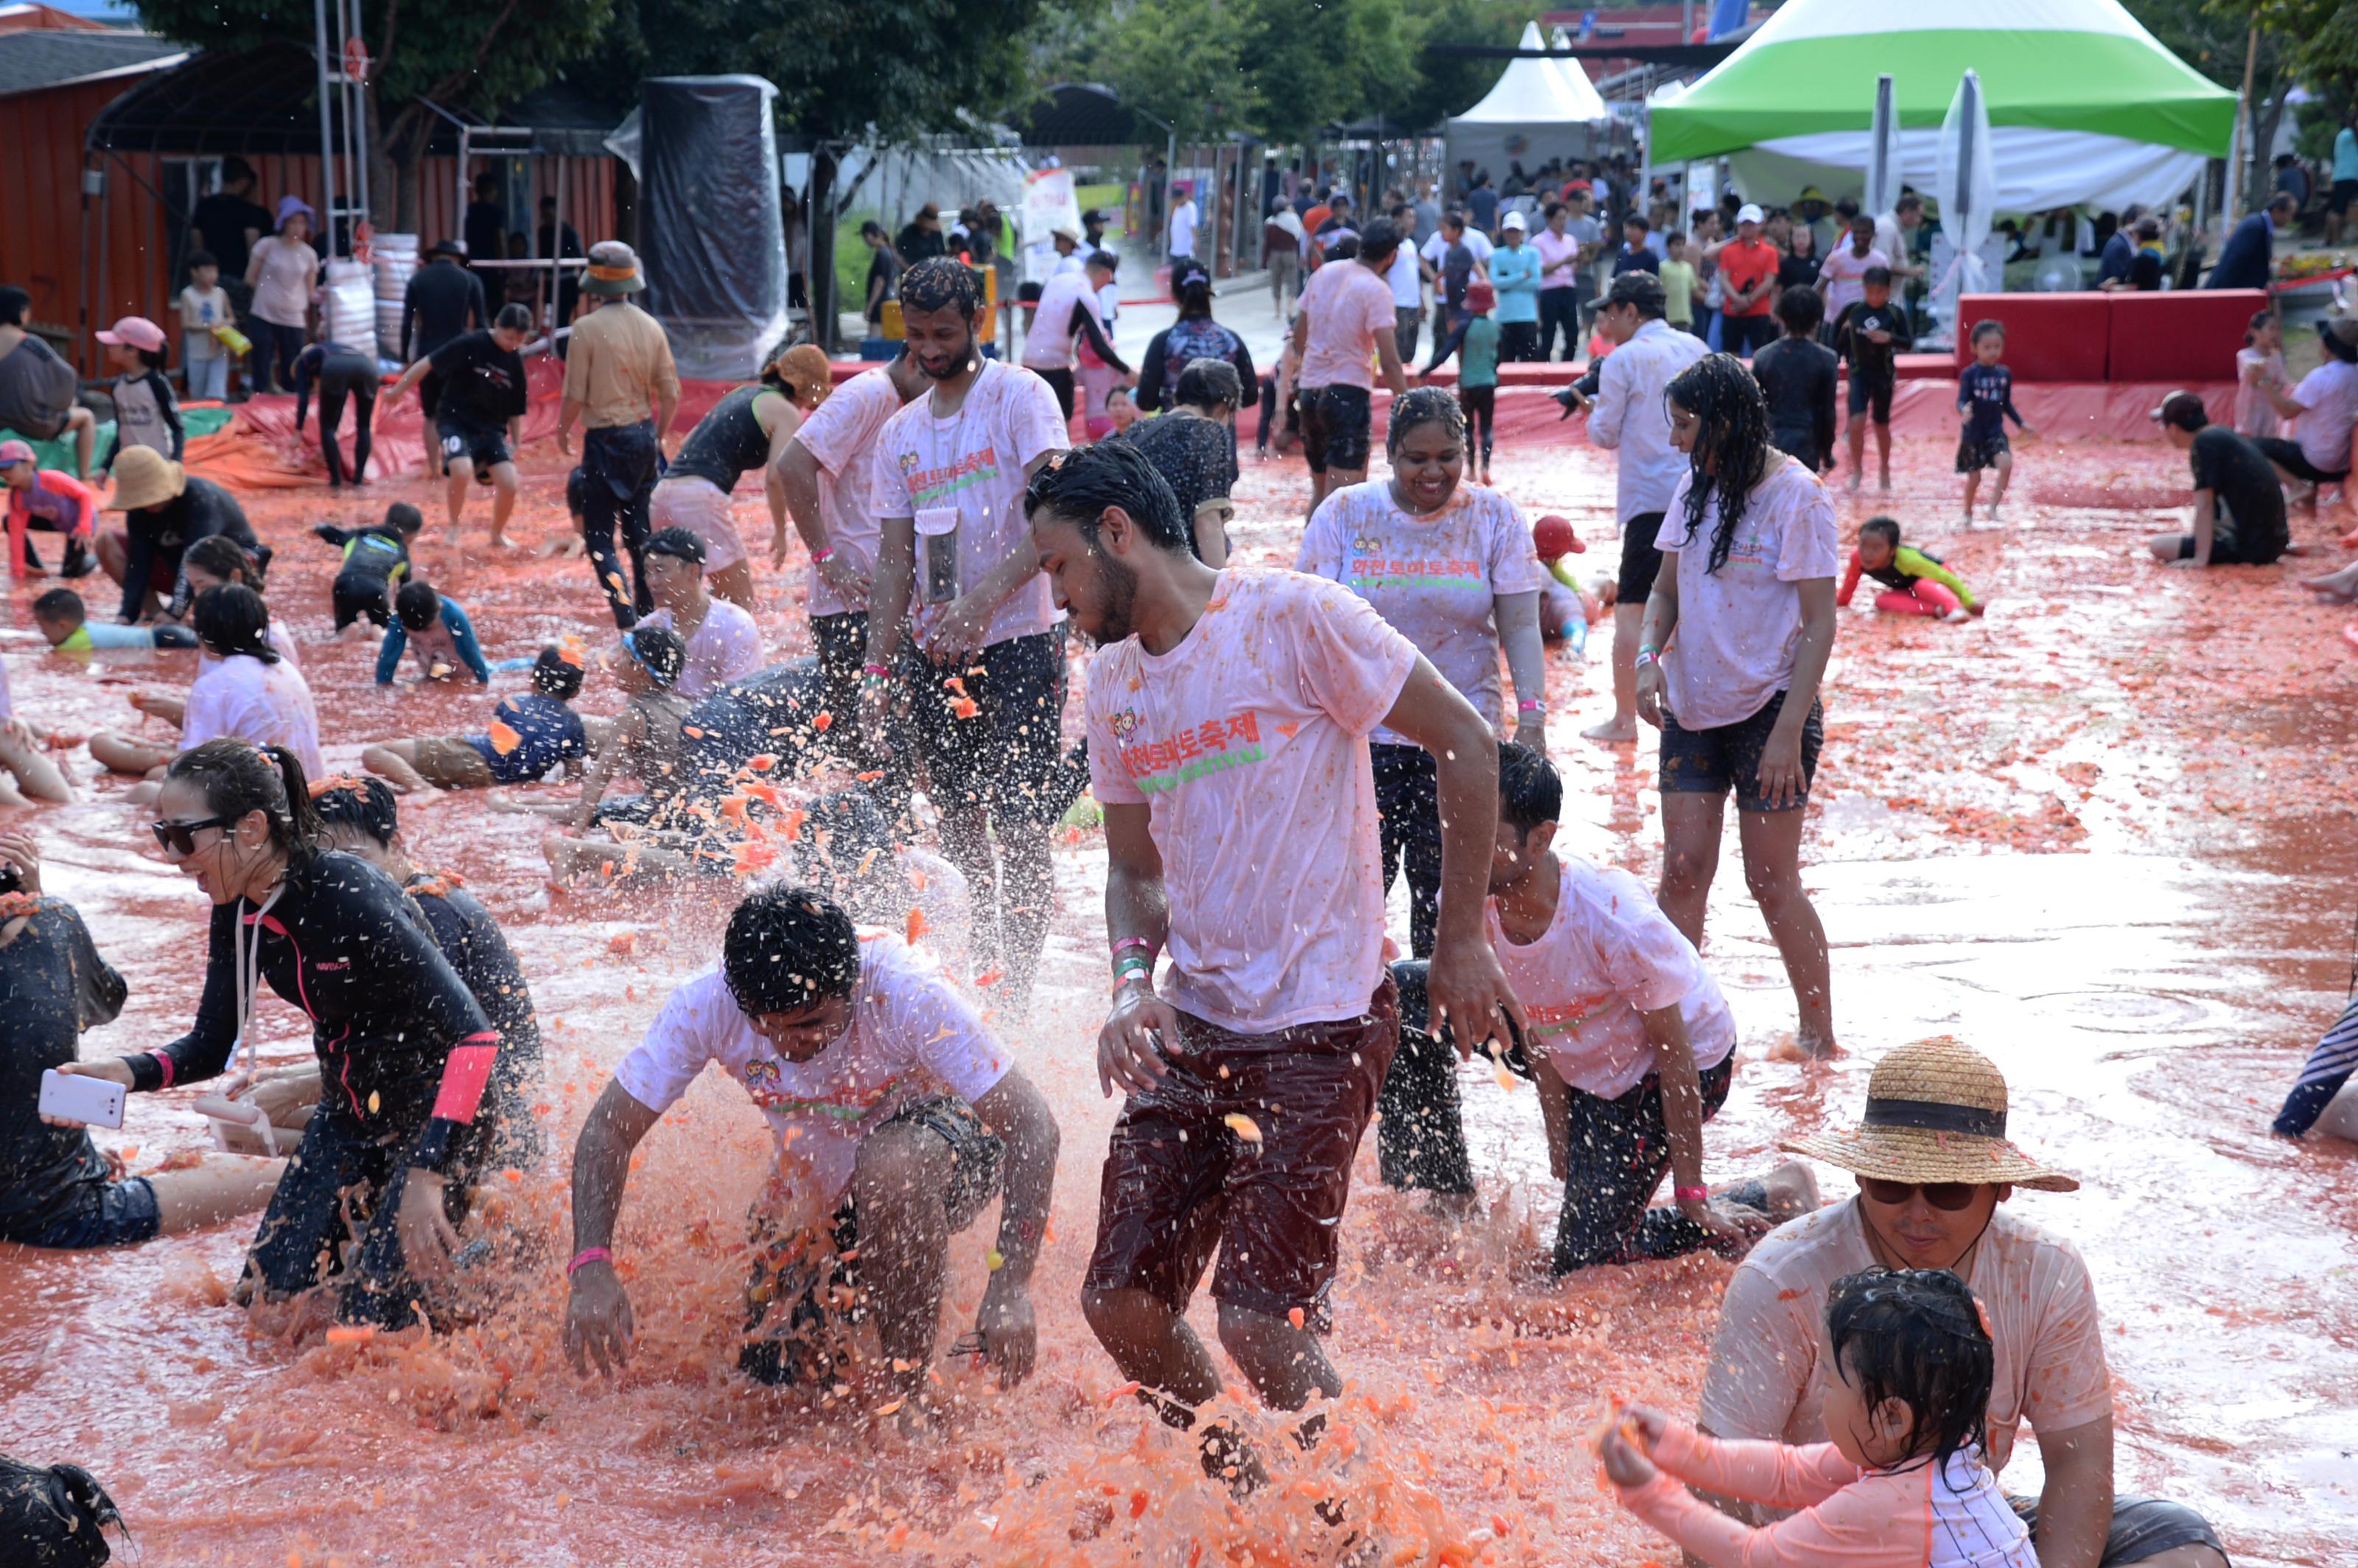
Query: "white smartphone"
39 1067 125 1130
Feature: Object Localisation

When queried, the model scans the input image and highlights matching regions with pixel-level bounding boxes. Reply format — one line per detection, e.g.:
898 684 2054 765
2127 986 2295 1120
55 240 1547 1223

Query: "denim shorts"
1659 689 1823 812
9 1177 161 1249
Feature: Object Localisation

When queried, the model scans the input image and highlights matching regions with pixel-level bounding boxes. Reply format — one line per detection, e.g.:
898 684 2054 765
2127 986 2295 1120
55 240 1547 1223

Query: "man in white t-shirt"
563 886 1060 1414
1168 186 1200 266
860 259 1073 1007
777 346 929 794
1384 201 1427 365
632 527 764 700
1378 741 1814 1260
1020 251 1132 427
1026 439 1520 1471
1292 216 1410 521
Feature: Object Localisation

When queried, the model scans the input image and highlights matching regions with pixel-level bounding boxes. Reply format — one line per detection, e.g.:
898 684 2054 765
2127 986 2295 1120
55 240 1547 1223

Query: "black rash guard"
404 870 543 1164
122 850 497 1174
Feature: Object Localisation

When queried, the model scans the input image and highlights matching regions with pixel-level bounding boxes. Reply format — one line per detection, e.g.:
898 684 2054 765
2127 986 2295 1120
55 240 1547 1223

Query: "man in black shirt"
1833 266 1914 492
463 172 508 294
2147 390 2289 567
1752 286 1839 473
187 156 273 335
402 239 489 478
537 195 586 347
383 302 534 547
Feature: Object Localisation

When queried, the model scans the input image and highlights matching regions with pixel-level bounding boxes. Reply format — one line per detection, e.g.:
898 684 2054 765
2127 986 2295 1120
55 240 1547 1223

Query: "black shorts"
1956 431 2011 472
1659 689 1823 813
2009 1495 2225 1567
1298 383 1374 475
2252 435 2350 485
903 629 1070 825
1035 366 1077 421
1617 510 1668 603
1846 369 1895 423
738 1095 1004 1386
438 420 512 474
1 1175 160 1249
2331 179 2358 217
1551 1057 1743 1273
2176 510 2287 567
332 571 393 630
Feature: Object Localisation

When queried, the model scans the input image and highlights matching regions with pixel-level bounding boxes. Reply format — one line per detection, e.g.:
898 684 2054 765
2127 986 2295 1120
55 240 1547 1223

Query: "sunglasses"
1856 1177 1983 1211
151 814 235 855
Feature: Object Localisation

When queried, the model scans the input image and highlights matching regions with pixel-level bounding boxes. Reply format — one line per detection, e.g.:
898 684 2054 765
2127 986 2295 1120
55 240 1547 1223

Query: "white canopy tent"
1446 21 1620 183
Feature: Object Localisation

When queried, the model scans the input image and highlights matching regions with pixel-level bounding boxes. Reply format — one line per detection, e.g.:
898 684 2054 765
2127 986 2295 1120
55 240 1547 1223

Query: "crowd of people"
1 142 2351 1560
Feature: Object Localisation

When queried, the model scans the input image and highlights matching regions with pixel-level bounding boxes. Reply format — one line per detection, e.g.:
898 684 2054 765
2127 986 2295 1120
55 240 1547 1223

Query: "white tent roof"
1452 21 1609 125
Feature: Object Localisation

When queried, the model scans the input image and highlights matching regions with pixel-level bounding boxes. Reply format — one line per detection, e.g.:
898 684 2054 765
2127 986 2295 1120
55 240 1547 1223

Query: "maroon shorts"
1083 976 1399 1330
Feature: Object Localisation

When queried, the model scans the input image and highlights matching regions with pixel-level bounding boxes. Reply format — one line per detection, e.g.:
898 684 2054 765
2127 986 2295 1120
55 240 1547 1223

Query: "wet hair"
900 256 982 322
1861 516 1902 547
1356 217 1402 267
310 773 400 847
192 583 278 662
182 533 254 586
1178 271 1214 318
1969 319 2006 346
723 884 861 1015
394 578 441 631
0 287 29 327
531 642 585 700
32 587 85 625
494 302 533 333
1778 286 1825 337
1386 385 1468 458
1603 270 1666 320
1825 1267 1995 1471
1497 741 1561 836
1086 249 1119 274
1173 358 1242 413
385 501 424 535
1863 265 1894 288
2157 392 2209 433
1665 354 1774 576
623 623 685 685
1024 439 1190 554
165 738 325 861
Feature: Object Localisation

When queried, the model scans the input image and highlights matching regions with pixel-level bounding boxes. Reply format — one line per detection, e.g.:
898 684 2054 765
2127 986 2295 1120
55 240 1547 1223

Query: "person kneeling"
1838 518 1983 621
563 886 1057 1420
364 643 587 797
2145 391 2291 570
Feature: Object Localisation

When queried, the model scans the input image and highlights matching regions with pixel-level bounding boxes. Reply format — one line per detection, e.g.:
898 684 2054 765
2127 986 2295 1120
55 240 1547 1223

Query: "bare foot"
1846 469 1861 494
1878 470 1892 492
1768 1029 1843 1063
1581 714 1638 744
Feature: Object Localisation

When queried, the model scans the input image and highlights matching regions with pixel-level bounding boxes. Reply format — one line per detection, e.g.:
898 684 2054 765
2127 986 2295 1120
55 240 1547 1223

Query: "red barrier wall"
2105 289 2269 384
1951 294 2110 382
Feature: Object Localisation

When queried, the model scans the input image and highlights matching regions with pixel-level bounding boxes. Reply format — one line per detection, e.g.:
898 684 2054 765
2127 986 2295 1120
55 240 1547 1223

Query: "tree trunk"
2250 81 2287 220
809 146 839 353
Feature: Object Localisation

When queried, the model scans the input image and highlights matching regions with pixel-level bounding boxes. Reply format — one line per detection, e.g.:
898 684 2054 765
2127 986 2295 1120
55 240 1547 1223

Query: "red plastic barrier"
2106 289 2268 385
1951 293 2110 382
1895 352 1954 381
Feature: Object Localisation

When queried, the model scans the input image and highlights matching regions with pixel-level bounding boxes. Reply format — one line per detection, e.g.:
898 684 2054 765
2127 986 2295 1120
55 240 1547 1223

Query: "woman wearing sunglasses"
1691 1035 2229 1568
46 739 508 1329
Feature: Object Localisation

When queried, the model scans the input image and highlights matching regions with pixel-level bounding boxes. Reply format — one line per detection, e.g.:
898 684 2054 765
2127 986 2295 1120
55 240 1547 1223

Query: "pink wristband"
567 1247 613 1277
812 547 835 564
1111 935 1155 959
1517 699 1544 713
1673 1185 1710 1205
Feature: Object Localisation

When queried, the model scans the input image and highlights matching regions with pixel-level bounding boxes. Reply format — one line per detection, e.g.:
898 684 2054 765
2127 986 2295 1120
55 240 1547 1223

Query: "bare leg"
2145 533 2188 563
1874 421 1892 490
487 463 520 547
96 528 129 587
88 732 173 777
361 741 438 796
1656 789 1726 952
848 1122 955 1397
147 1157 287 1233
707 561 756 613
541 831 694 883
67 407 96 481
937 802 1001 976
0 729 70 802
1217 1299 1343 1412
2315 1080 2358 1142
2130 1550 2228 1568
1845 421 1865 492
1081 1286 1222 1411
1582 603 1643 743
444 460 474 542
1987 449 2012 517
1736 805 1835 1055
1961 469 1981 519
2301 561 2358 600
996 818 1054 1009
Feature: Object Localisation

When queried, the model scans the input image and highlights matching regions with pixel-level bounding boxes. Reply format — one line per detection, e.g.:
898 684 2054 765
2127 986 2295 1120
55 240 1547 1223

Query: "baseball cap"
643 526 707 565
1500 210 1528 232
2149 390 2208 432
0 439 33 468
97 316 167 353
1736 203 1765 225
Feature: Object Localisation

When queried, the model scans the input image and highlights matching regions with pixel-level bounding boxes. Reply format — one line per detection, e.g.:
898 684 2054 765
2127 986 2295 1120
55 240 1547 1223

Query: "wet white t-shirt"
2291 358 2358 474
1086 568 1416 1035
1296 259 1397 392
1656 456 1839 730
179 652 323 775
640 598 763 700
1021 270 1107 372
1296 480 1545 746
867 360 1069 648
791 367 910 620
1486 858 1734 1099
612 934 1009 1205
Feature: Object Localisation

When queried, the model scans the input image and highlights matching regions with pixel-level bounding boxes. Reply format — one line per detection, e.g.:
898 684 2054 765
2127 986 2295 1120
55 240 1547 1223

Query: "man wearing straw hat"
1696 1035 2228 1568
556 241 680 627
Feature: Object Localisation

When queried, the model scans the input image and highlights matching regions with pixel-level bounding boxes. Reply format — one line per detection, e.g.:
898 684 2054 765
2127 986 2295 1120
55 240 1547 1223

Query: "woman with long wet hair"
1636 354 1839 1056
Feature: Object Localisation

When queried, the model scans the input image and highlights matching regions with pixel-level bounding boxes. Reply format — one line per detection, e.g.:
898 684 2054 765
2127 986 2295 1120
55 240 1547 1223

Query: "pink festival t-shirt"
1295 480 1544 745
867 360 1070 648
1085 568 1417 1035
1296 258 1399 392
791 365 911 619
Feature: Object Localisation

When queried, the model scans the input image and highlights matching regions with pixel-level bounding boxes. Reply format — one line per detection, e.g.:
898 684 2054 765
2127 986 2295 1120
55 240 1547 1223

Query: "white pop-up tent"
1446 21 1617 183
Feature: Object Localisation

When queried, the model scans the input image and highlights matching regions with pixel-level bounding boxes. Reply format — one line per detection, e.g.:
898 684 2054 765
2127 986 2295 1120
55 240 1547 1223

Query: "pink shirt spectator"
179 651 323 775
1295 480 1544 745
1296 258 1398 391
790 365 909 619
1085 568 1416 1035
1819 245 1889 321
1656 456 1839 730
612 935 1008 1205
640 598 764 699
1533 227 1584 292
867 360 1069 648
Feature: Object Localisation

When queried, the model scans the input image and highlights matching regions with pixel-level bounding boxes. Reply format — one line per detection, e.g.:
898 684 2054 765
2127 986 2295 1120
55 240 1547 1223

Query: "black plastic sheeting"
638 76 789 381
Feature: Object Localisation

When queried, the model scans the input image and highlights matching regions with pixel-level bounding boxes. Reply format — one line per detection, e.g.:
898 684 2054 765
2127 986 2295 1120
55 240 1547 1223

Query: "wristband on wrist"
861 662 893 680
1111 935 1155 964
1634 649 1661 669
1517 699 1545 715
567 1246 613 1277
812 546 835 564
1673 1185 1710 1205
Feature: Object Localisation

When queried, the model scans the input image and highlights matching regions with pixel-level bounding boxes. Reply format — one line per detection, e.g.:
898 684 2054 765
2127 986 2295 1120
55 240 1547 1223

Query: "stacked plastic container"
322 259 378 360
372 233 419 368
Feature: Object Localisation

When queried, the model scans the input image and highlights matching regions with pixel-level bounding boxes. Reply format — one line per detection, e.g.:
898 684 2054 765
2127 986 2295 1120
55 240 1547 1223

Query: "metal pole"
315 0 339 259
2230 25 2259 218
348 0 370 231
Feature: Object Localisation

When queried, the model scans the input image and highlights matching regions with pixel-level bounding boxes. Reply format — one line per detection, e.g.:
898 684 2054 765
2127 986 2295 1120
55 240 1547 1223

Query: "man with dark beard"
858 259 1070 1007
1024 438 1522 1484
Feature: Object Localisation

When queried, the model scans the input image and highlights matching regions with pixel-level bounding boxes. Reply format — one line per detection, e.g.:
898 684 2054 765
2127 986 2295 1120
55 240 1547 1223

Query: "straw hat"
1779 1035 2079 1192
106 447 187 512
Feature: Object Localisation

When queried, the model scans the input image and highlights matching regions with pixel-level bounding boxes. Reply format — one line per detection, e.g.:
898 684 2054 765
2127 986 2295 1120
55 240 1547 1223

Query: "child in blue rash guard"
363 643 588 794
32 588 199 652
375 578 490 685
1956 321 2037 521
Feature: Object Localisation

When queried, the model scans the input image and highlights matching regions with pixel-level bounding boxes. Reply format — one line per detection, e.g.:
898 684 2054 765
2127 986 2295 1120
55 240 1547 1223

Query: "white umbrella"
1865 74 1901 220
1934 69 1999 330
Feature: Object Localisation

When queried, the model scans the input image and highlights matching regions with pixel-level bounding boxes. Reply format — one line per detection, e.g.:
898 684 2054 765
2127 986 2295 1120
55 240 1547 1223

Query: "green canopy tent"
1646 0 2233 212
